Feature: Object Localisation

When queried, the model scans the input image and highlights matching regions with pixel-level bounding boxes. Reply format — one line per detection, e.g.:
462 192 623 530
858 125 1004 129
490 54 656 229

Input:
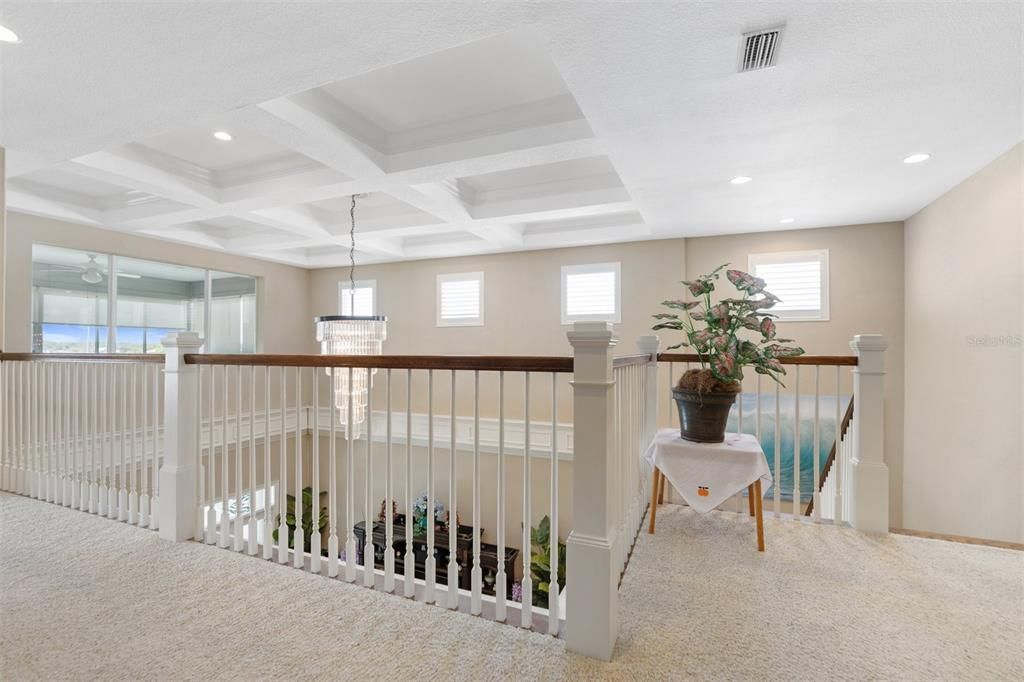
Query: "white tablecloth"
643 429 773 514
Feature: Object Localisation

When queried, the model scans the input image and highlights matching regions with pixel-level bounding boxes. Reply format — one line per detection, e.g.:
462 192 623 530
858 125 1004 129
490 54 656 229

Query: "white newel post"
159 332 203 542
637 335 660 445
566 322 618 661
849 334 889 534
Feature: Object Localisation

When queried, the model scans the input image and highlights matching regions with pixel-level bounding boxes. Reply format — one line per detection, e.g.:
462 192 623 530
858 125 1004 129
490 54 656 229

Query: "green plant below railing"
272 487 328 554
530 515 566 609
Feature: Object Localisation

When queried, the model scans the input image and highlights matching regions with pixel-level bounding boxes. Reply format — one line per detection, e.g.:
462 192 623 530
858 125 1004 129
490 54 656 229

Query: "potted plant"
653 264 805 443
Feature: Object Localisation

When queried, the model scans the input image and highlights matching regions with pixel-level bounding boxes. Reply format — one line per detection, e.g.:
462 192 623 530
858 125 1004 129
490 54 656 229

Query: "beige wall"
4 212 312 353
904 143 1023 543
685 222 906 527
310 238 687 357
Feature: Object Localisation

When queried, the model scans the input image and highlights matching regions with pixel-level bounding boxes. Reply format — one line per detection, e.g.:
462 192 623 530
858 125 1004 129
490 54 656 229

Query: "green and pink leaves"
652 262 805 385
726 269 767 295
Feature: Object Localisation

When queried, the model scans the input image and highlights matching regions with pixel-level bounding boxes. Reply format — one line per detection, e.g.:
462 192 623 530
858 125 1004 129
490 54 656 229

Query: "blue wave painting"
723 392 851 503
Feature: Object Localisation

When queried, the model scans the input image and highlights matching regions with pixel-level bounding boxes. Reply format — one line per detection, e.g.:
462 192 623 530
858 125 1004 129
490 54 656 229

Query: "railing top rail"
0 352 165 363
657 352 858 366
184 353 575 373
612 353 653 369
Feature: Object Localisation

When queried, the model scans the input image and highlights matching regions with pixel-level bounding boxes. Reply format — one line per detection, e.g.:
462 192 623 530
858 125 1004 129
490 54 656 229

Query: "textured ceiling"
1 2 1021 268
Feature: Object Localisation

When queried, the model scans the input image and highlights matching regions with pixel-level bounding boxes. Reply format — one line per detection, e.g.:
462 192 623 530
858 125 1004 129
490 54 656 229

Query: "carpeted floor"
1 492 1021 680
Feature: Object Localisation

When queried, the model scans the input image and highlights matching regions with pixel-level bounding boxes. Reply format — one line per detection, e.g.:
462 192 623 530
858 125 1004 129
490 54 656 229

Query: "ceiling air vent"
738 26 783 72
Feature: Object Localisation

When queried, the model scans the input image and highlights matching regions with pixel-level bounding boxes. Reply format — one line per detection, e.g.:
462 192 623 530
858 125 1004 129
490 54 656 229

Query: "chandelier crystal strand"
315 193 387 439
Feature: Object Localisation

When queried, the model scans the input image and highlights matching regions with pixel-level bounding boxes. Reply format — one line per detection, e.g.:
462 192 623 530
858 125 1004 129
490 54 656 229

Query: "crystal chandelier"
315 194 387 438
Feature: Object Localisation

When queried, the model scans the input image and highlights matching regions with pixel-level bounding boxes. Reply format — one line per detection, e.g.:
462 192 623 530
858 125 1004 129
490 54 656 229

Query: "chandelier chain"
349 194 357 312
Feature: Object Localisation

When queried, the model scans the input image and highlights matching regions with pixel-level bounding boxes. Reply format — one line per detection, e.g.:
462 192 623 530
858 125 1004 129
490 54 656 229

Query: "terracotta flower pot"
672 386 737 443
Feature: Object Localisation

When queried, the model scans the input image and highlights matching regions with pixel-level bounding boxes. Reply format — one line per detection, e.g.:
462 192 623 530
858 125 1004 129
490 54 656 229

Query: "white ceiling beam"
385 135 604 184
137 226 228 251
352 236 405 258
464 222 525 247
246 205 336 240
5 183 104 225
68 150 219 208
235 93 387 179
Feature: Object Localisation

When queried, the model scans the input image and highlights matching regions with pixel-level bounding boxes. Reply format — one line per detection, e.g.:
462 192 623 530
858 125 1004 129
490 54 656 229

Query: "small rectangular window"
562 262 621 324
338 280 376 317
748 249 829 321
437 272 484 327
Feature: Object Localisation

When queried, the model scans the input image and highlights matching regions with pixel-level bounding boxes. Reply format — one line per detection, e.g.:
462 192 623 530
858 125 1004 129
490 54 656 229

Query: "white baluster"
793 365 801 518
342 366 354 577
195 365 205 539
446 370 458 610
293 367 304 568
495 371 507 623
812 366 821 523
548 373 560 635
521 371 532 629
773 380 781 517
328 368 339 577
668 361 675 427
424 369 436 603
50 363 58 503
205 364 217 543
117 365 126 520
403 370 414 598
91 363 99 513
833 365 842 523
134 364 144 522
100 364 110 515
74 363 84 509
139 362 150 528
383 369 394 591
106 365 117 517
263 366 273 561
277 367 289 562
248 366 259 556
344 367 355 582
233 366 244 551
311 367 322 572
362 368 372 587
219 366 229 548
470 370 482 616
150 363 160 529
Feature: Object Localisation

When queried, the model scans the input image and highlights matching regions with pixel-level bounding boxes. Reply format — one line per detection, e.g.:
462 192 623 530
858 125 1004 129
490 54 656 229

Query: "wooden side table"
644 430 772 552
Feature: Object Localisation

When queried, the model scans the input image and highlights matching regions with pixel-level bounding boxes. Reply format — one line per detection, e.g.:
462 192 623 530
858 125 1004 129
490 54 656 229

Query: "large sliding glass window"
31 244 259 354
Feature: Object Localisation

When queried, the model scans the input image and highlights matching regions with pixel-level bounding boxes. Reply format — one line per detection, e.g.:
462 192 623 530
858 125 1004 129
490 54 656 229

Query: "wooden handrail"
184 353 575 373
0 352 165 363
612 354 652 369
805 396 855 516
658 352 858 367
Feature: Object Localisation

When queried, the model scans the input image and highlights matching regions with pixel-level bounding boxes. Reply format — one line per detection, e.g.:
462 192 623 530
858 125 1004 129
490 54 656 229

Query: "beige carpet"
1 492 1021 680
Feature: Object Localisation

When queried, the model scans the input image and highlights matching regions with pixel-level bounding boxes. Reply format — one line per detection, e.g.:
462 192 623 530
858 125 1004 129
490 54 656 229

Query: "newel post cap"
161 331 204 350
850 334 888 353
636 335 660 355
850 334 887 374
567 321 618 349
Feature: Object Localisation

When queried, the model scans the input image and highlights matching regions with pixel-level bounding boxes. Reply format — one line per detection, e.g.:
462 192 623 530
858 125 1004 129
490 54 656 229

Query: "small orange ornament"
697 486 710 497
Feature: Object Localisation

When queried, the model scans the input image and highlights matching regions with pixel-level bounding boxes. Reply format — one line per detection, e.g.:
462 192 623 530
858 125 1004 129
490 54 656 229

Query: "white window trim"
338 279 377 316
30 242 261 354
436 272 484 327
561 262 622 325
747 249 830 322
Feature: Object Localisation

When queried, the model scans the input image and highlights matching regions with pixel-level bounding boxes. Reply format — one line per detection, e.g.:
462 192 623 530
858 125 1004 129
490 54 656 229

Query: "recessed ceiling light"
779 218 795 224
0 23 20 44
903 153 931 164
730 176 752 185
213 130 233 142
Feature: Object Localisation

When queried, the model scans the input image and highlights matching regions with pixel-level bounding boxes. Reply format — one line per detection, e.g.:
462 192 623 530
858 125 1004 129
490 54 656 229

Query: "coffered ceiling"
1 3 1020 268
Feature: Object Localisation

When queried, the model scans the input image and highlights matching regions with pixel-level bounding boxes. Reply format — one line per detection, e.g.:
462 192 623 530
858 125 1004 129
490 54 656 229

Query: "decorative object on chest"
355 509 519 600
